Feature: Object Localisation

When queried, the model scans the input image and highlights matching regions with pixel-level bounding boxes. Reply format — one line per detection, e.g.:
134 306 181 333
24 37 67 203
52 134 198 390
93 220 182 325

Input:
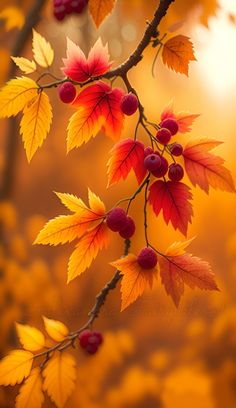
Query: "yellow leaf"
20 91 52 162
55 192 90 214
0 350 33 386
162 35 196 76
15 368 44 408
43 316 69 342
166 237 196 257
68 222 109 283
0 6 25 31
16 323 45 352
0 77 38 118
88 189 106 216
89 0 116 28
43 352 76 408
11 57 36 74
32 29 54 68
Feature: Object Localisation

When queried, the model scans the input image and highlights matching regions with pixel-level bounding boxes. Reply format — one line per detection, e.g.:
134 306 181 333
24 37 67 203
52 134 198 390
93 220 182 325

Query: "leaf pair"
34 190 109 283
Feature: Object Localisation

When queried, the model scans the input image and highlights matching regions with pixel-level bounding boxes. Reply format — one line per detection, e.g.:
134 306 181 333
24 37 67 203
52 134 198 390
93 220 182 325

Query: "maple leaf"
0 6 24 31
32 30 54 68
161 102 199 133
162 35 196 76
159 252 219 307
183 138 235 193
20 91 53 162
68 222 109 283
89 0 116 28
43 352 76 408
0 350 33 386
111 254 157 311
15 323 45 352
11 57 36 74
62 37 112 82
0 77 38 118
67 81 124 151
15 367 44 408
34 190 105 246
43 317 69 342
107 138 147 187
148 180 193 236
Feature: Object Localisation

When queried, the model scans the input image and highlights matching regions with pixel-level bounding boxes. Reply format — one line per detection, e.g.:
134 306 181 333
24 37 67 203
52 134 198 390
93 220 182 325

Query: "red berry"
79 330 103 354
160 118 179 136
54 5 66 20
120 93 139 116
71 0 87 13
168 163 184 182
144 146 154 157
62 0 72 13
169 142 183 156
85 343 98 354
156 128 172 145
106 207 127 232
58 82 76 103
119 216 135 239
152 156 168 178
144 154 162 172
137 247 157 269
92 331 103 346
79 330 92 348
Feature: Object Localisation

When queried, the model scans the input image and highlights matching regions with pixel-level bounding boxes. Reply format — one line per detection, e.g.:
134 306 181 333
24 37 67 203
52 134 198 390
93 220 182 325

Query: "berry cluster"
106 207 135 239
53 0 88 21
144 118 184 182
79 330 103 355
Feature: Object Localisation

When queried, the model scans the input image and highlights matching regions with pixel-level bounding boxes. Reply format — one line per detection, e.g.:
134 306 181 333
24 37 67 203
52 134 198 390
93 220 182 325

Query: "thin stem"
144 175 150 246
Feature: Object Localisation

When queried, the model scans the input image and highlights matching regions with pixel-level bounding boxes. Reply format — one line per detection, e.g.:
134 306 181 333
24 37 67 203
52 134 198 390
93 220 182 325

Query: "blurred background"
1 0 236 407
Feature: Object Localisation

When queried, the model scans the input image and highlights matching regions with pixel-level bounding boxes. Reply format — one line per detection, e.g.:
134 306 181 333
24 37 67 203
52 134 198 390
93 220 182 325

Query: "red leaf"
160 102 199 133
183 138 235 193
67 81 124 151
62 38 112 82
148 180 193 236
159 253 219 307
106 138 147 187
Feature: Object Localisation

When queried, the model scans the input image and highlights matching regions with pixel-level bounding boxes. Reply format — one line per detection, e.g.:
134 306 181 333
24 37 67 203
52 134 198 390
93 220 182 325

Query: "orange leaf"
68 222 109 282
183 139 235 193
67 81 124 151
148 180 193 236
107 138 146 187
111 254 157 311
175 111 200 133
89 0 116 28
162 35 196 76
159 252 219 307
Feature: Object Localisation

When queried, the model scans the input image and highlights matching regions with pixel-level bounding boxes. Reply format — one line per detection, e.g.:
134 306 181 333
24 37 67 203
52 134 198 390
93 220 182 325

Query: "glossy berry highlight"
156 128 172 145
106 207 127 232
58 82 76 103
137 247 158 269
169 142 183 156
152 156 169 178
168 163 184 182
144 154 161 172
120 93 139 116
160 118 179 135
119 216 135 239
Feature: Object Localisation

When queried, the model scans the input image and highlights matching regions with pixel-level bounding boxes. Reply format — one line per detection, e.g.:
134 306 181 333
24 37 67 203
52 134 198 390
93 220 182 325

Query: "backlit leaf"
148 180 193 236
43 317 69 342
166 237 196 257
89 0 116 28
0 350 33 386
15 368 44 408
32 30 54 68
107 138 147 187
16 323 45 352
162 35 196 76
11 57 36 74
67 81 124 151
160 102 199 133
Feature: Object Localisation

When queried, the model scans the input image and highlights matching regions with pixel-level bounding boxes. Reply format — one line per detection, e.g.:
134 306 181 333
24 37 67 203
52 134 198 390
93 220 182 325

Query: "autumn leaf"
160 102 199 133
43 352 77 408
68 222 109 283
148 180 193 236
159 252 219 307
89 0 116 28
107 138 147 187
111 254 157 311
15 368 44 408
166 236 196 257
62 37 112 82
0 6 24 31
11 57 36 74
0 77 38 118
67 81 124 151
183 138 235 193
20 91 53 162
0 350 33 386
32 29 54 68
43 317 69 342
162 35 196 76
34 190 105 246
15 323 45 352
